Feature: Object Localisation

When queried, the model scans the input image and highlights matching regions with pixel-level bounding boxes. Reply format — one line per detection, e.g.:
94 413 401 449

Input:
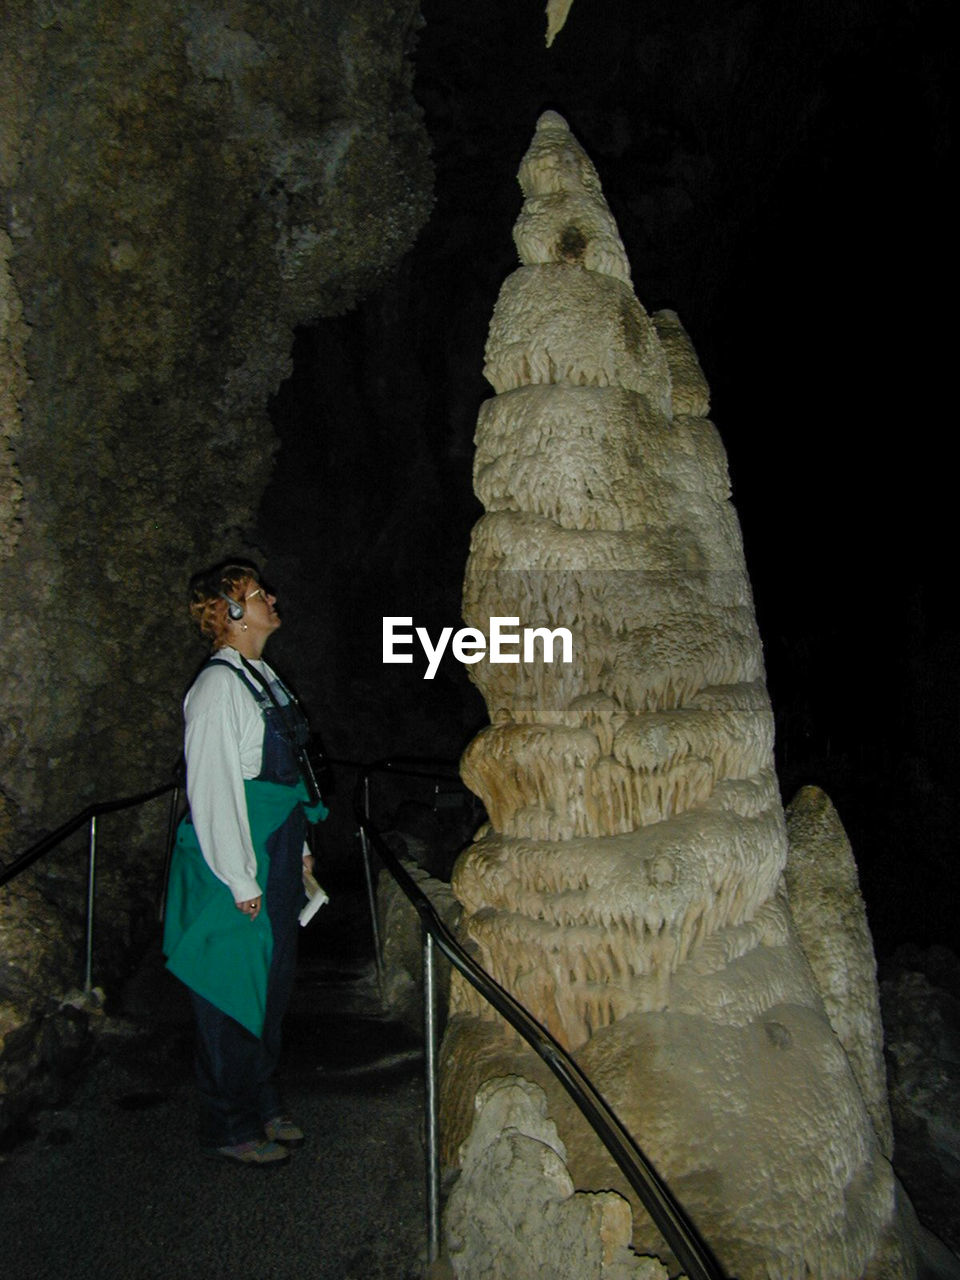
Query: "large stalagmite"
442 113 909 1279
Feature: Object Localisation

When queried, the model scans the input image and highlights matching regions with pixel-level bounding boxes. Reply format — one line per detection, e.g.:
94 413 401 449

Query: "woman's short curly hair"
188 560 261 649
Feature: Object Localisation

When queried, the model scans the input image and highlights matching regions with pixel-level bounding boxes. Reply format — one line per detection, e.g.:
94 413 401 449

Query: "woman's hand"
302 852 315 876
236 895 262 920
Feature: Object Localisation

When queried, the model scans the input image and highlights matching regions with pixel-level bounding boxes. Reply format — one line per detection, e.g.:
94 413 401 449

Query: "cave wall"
0 0 430 1110
0 0 430 847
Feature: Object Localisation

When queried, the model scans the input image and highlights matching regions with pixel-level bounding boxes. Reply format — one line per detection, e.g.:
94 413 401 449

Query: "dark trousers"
191 809 306 1147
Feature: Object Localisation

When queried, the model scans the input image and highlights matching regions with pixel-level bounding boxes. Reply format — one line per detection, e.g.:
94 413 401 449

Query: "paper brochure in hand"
299 869 329 927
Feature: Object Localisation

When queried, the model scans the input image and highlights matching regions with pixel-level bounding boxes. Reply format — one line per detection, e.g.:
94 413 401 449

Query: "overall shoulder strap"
203 657 268 704
236 657 319 805
237 656 295 709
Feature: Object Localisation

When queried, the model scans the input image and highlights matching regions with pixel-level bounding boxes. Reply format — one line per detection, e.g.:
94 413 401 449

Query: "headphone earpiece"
219 592 245 621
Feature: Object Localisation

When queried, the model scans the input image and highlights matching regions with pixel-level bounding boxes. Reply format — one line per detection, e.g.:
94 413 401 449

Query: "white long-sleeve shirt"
183 646 290 902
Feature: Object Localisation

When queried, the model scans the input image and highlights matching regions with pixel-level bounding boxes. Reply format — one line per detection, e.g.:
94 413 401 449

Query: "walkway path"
0 885 428 1280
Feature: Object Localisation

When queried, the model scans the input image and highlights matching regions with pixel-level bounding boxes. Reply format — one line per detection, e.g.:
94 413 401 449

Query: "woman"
163 561 328 1166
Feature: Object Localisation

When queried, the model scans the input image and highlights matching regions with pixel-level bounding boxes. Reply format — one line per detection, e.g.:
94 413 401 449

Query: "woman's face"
236 577 281 640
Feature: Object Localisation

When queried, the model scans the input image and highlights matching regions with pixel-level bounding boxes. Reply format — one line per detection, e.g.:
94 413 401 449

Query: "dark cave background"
258 0 953 958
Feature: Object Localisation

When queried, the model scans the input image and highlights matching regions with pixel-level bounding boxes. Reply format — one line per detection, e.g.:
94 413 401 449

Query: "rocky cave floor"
0 884 430 1280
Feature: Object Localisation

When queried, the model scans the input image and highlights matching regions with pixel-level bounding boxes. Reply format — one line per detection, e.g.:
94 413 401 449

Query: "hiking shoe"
263 1116 304 1147
203 1139 290 1166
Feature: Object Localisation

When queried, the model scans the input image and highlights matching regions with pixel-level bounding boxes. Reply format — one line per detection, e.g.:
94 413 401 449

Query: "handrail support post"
158 783 181 924
424 927 441 1263
358 773 385 1004
84 814 97 994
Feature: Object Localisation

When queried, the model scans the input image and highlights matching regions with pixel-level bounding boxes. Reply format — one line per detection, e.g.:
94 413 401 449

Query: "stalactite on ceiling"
545 0 576 48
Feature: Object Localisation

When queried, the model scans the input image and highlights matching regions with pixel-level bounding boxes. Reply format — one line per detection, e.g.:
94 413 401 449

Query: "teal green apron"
162 778 327 1036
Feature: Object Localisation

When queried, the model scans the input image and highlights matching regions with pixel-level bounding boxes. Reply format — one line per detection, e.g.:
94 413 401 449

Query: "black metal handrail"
1 775 183 992
3 755 729 1277
355 762 729 1280
0 780 180 889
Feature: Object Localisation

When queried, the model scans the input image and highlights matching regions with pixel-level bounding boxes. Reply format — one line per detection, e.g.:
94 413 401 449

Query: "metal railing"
354 760 729 1280
3 756 729 1278
0 776 182 993
350 756 466 1002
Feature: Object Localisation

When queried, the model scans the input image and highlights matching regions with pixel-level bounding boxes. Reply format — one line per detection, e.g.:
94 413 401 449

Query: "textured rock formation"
0 0 430 841
0 871 103 1134
0 0 430 1127
442 112 908 1279
545 0 576 49
378 851 461 1028
785 785 894 1156
445 1076 674 1280
880 949 960 1261
0 228 26 561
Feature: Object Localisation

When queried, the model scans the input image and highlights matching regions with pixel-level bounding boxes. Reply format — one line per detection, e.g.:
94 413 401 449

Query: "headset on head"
211 561 261 623
219 592 245 622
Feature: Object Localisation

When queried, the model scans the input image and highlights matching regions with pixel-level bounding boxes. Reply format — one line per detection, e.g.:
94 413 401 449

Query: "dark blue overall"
190 663 310 1148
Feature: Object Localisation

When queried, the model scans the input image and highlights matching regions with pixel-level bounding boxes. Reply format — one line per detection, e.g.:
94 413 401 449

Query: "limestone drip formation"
442 113 910 1279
